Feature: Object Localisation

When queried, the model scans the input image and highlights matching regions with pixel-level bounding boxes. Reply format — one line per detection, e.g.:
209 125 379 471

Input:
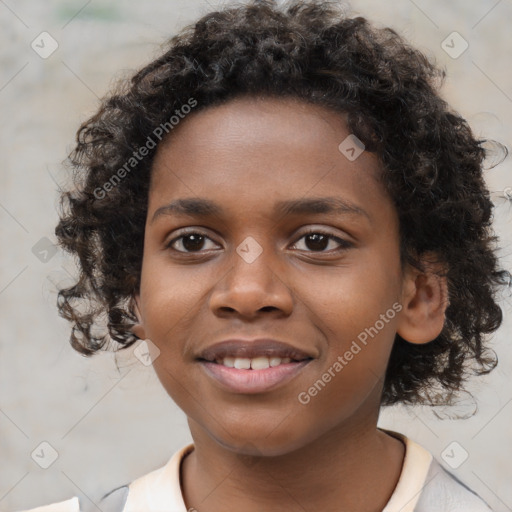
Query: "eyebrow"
150 196 371 224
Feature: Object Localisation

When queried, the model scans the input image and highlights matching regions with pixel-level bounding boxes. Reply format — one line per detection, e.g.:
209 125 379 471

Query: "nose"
208 237 294 319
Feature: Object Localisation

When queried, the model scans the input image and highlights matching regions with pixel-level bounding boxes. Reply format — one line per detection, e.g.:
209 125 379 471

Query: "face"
133 96 410 456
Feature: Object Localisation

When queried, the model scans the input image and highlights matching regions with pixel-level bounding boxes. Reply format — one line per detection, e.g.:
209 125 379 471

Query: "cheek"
138 256 225 386
295 262 399 388
297 260 398 339
139 257 208 342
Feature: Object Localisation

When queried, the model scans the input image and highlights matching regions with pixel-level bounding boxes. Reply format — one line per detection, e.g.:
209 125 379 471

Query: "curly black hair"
55 0 510 407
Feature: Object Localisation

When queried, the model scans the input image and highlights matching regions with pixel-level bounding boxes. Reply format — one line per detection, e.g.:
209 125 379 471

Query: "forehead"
148 96 390 223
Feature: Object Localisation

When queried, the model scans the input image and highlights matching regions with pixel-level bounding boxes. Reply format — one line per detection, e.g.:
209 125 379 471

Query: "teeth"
270 357 284 367
251 356 270 370
223 357 235 368
234 358 251 369
270 357 291 367
217 356 293 369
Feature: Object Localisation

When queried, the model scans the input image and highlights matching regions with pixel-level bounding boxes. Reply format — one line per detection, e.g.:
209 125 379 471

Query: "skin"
132 96 449 512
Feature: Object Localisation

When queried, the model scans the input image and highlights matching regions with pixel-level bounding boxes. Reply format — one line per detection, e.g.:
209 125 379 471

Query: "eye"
165 228 353 255
166 230 219 253
291 229 353 253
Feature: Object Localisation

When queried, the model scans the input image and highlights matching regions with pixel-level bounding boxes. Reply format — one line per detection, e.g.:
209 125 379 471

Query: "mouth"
198 355 311 369
196 338 315 394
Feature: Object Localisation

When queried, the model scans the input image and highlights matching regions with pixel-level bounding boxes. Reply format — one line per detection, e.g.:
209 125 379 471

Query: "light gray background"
1 0 511 510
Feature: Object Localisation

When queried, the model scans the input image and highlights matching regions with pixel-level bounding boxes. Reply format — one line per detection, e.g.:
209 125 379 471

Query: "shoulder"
415 457 493 511
15 485 130 512
380 429 493 512
14 497 80 512
17 486 130 512
17 443 193 512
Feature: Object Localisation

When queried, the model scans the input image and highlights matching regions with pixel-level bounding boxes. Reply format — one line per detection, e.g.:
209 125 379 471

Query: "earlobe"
130 294 147 340
396 258 449 345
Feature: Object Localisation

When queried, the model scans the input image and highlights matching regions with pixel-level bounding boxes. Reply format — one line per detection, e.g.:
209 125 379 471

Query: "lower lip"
199 360 312 394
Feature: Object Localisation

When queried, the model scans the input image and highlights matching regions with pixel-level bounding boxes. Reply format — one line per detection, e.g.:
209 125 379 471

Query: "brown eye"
292 230 352 253
303 233 329 251
166 232 218 253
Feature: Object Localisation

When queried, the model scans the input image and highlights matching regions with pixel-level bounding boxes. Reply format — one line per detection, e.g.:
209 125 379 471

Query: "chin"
206 423 316 458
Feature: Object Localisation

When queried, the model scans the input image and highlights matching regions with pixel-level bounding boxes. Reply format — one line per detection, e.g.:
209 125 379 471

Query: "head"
56 0 509 454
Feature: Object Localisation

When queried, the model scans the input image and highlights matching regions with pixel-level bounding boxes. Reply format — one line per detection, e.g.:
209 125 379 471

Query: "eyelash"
165 228 353 255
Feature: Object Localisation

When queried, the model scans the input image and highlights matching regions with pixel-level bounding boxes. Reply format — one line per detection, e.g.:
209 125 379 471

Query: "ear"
130 294 147 340
396 252 450 345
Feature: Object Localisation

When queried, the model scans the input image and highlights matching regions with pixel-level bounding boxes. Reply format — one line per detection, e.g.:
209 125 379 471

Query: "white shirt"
17 430 493 512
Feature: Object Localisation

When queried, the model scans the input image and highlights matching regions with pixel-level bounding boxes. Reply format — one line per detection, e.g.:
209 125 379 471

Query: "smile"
216 356 296 369
198 358 312 394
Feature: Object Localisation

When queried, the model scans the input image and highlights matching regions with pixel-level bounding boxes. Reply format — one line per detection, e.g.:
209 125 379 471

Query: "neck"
181 416 405 512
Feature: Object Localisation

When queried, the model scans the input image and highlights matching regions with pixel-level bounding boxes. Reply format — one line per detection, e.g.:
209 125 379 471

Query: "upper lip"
197 339 315 362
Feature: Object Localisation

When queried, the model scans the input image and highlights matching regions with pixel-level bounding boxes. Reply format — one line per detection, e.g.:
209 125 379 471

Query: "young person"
22 1 509 510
